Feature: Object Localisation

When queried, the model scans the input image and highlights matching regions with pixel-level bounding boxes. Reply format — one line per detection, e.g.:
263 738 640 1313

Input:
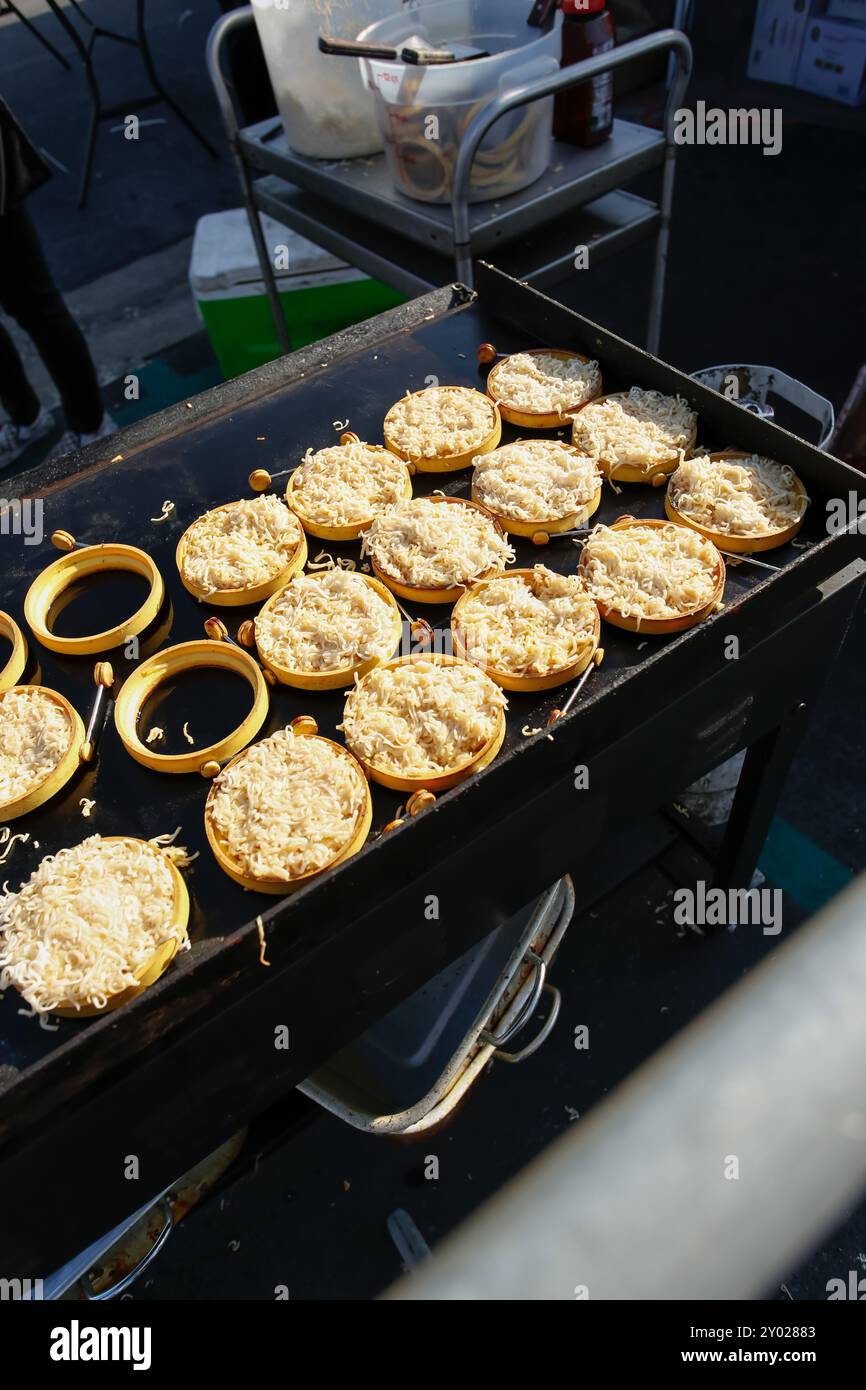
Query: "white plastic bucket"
251 0 403 160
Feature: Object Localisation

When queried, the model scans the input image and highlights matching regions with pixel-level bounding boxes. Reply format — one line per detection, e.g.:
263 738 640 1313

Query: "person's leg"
0 317 42 427
0 204 104 435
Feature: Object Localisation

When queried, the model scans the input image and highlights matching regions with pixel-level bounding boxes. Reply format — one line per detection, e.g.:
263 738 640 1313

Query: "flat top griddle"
0 268 863 1276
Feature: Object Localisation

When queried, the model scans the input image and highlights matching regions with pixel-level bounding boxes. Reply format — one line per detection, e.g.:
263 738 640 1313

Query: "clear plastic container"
251 0 403 160
358 0 562 204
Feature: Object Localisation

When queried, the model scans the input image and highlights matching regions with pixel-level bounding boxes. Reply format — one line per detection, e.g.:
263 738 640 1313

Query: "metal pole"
386 870 866 1301
451 29 693 310
648 31 692 355
206 8 291 356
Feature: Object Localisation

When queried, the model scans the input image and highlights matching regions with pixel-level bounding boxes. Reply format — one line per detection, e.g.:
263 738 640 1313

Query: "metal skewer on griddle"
546 647 605 727
530 526 590 546
81 661 115 763
716 550 781 572
391 596 434 648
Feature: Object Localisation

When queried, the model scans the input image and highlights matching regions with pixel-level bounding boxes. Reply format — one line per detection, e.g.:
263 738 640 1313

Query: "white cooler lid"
190 208 355 295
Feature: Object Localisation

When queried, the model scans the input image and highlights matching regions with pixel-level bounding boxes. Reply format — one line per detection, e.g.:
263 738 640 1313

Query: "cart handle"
451 25 693 350
206 7 292 353
206 7 253 150
452 26 692 252
79 1197 173 1301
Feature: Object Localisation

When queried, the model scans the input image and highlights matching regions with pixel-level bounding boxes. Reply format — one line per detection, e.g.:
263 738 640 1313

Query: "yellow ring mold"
204 716 372 894
0 685 86 822
24 543 164 656
51 837 189 1018
486 348 603 429
0 611 28 691
253 573 403 691
113 638 268 775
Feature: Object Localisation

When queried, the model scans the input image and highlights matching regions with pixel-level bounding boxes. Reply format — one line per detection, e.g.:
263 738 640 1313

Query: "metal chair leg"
67 0 94 27
2 0 71 70
136 0 218 160
78 103 100 210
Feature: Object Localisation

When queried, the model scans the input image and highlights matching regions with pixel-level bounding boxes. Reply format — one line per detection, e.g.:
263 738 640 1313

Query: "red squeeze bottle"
553 0 615 148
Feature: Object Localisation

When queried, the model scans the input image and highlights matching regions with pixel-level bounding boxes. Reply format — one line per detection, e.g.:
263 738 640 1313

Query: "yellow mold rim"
51 837 189 1018
113 638 269 775
486 348 603 429
0 611 28 691
204 717 373 894
24 543 164 656
286 448 413 542
384 387 502 474
471 478 603 539
451 569 602 692
579 516 726 636
370 495 509 606
175 501 308 607
665 450 809 553
344 653 507 793
254 574 403 691
572 392 699 487
0 685 86 822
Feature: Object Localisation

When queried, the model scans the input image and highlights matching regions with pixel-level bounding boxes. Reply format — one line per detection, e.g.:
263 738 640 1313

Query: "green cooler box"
189 209 404 380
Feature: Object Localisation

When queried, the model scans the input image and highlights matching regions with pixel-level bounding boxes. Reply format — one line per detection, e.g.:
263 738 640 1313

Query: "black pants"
0 203 103 434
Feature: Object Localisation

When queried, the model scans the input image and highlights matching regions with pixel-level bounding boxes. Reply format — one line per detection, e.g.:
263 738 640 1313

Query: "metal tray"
300 878 574 1132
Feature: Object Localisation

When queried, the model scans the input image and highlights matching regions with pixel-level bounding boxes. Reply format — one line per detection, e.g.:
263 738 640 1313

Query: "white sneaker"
0 406 54 470
52 413 119 459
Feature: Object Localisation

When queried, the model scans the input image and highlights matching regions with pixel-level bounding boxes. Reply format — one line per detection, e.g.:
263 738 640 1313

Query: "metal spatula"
318 34 490 64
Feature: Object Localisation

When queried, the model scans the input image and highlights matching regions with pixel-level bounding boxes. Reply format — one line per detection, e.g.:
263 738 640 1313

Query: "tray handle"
79 1197 173 1301
488 985 562 1065
481 947 547 1050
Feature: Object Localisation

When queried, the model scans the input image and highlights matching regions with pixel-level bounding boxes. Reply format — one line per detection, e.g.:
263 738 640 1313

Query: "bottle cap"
562 0 607 14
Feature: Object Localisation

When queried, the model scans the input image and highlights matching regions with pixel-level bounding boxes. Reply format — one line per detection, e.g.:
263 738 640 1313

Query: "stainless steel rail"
386 871 866 1301
451 28 693 353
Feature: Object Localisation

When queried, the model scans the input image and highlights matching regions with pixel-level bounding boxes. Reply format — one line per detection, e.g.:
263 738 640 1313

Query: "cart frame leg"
713 702 813 893
450 28 692 341
206 9 291 356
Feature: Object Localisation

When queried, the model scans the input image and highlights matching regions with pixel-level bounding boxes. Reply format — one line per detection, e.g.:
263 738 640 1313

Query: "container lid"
562 0 607 14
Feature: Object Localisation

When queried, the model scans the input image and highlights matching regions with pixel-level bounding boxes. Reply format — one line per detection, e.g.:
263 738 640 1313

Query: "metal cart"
206 9 692 355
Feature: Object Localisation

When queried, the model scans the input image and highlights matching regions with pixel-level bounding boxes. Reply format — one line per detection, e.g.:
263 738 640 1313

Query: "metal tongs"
318 35 490 65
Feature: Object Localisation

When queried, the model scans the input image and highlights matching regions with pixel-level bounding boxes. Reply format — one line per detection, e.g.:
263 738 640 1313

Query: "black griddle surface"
0 275 860 1109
